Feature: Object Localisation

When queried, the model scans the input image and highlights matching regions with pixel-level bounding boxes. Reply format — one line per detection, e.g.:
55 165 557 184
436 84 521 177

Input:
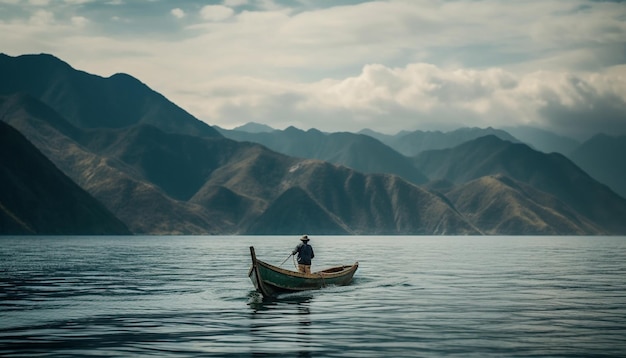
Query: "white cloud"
0 0 624 139
171 8 185 19
200 5 234 22
188 62 626 139
29 9 54 25
71 15 88 27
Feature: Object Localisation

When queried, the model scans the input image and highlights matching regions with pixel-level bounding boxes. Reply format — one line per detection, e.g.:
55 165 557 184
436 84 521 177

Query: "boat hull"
248 246 358 297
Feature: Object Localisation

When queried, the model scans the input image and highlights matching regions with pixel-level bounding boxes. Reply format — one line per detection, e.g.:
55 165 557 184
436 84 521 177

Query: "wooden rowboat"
248 246 358 298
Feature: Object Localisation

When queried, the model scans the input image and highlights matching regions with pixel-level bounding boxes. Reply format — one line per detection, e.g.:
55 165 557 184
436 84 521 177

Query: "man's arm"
292 243 301 255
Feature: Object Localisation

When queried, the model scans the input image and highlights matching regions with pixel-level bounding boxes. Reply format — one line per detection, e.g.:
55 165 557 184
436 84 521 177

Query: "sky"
1 0 625 140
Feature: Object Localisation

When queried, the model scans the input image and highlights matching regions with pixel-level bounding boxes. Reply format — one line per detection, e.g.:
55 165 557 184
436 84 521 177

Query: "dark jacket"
292 243 315 265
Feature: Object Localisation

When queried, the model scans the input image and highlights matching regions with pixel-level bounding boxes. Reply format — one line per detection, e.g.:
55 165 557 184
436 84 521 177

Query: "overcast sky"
1 0 625 139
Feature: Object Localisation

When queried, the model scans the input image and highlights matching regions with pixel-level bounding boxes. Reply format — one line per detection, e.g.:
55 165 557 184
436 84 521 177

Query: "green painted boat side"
248 246 358 297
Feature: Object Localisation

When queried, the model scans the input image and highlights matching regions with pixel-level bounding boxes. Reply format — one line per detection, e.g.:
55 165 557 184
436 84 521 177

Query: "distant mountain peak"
233 122 275 133
1 52 74 72
284 125 304 133
0 52 221 138
306 128 324 135
109 72 143 83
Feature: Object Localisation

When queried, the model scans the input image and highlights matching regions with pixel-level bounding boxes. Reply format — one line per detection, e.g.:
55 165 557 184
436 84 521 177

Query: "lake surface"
1 236 625 357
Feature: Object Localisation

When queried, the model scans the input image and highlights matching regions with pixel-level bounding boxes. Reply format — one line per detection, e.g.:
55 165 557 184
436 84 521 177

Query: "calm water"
1 236 625 357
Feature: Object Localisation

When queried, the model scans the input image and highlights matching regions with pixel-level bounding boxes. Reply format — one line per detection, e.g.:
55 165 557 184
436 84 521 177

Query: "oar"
279 253 293 267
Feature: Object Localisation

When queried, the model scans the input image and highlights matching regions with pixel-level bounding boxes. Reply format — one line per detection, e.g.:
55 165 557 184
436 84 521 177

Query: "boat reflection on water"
247 290 313 311
245 246 357 356
247 291 314 357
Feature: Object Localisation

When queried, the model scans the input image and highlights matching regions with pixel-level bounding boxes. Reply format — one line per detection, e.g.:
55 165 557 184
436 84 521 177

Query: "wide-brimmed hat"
300 235 309 241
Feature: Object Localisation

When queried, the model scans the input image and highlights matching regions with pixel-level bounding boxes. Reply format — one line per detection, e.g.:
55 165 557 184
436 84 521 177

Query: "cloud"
71 15 88 27
532 66 626 139
200 5 234 22
29 9 54 25
190 63 626 139
0 0 624 139
171 8 185 19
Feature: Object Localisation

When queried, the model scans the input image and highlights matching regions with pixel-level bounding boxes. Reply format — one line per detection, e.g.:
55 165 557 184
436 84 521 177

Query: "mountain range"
0 120 130 235
215 126 429 186
569 134 626 200
1 53 625 235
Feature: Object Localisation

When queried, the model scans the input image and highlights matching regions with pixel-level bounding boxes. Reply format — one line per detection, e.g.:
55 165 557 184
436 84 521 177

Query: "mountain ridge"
0 120 131 235
415 135 626 234
569 133 626 199
2 53 624 235
217 125 429 186
0 53 220 138
1 92 478 235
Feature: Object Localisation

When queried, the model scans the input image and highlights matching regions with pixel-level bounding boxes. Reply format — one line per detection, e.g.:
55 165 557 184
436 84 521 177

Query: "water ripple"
1 235 626 357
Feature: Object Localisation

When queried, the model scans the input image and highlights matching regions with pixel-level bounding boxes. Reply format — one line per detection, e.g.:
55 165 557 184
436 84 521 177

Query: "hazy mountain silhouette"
503 126 580 155
217 126 428 186
0 120 130 235
569 134 626 199
415 135 626 234
361 127 519 156
232 122 275 133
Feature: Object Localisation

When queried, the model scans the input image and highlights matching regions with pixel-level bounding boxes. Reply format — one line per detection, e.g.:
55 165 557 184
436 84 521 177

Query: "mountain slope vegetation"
218 126 429 185
0 120 130 235
2 53 624 235
415 135 626 234
1 92 477 235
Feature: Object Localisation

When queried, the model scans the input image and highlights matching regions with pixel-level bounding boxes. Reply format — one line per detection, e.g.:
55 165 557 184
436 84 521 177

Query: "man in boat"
292 235 315 274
